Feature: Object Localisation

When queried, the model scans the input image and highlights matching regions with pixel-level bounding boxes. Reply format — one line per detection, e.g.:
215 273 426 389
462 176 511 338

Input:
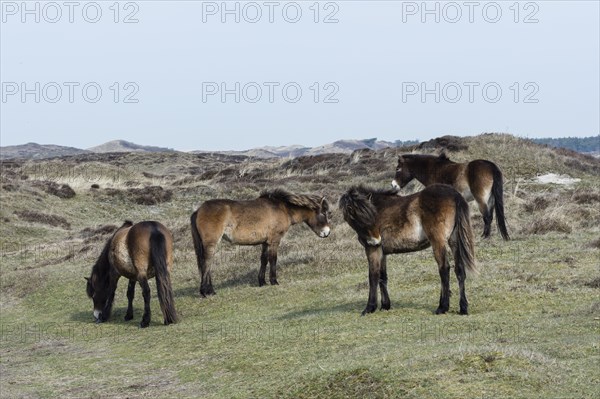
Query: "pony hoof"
459 310 469 315
380 303 391 311
258 280 266 287
270 280 279 286
124 314 133 321
140 321 150 328
361 306 376 316
435 308 448 315
200 288 216 297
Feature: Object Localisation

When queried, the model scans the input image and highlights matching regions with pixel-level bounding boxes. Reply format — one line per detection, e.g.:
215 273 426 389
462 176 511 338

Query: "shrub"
14 210 71 229
521 217 572 235
572 191 600 204
418 135 468 152
128 186 173 205
523 196 550 212
33 181 76 199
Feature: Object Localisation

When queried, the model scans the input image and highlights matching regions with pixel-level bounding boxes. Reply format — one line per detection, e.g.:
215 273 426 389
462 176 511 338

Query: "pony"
190 189 331 297
392 153 509 240
86 221 178 327
339 184 477 315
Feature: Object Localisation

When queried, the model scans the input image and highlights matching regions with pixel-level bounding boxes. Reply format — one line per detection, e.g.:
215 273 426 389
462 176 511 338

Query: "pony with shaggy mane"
340 184 477 315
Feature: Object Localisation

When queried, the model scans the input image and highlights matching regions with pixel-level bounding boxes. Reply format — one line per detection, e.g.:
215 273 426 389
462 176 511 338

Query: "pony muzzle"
319 226 331 238
93 309 102 323
391 180 400 189
366 235 382 246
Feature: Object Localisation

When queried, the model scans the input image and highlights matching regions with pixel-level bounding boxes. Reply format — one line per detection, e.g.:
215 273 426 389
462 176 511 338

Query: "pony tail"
491 164 510 240
190 210 205 273
454 194 478 276
150 230 178 325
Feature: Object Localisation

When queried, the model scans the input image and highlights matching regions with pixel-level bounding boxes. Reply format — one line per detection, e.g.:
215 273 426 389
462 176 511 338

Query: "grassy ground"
1 134 599 398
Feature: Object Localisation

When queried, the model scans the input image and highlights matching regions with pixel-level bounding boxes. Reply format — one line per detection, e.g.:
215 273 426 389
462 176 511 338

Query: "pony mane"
339 185 386 231
348 185 399 197
87 222 128 297
260 188 325 210
87 234 113 297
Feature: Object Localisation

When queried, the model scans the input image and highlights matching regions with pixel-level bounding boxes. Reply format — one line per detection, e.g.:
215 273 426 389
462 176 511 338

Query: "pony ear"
84 277 89 282
320 197 329 210
438 152 449 160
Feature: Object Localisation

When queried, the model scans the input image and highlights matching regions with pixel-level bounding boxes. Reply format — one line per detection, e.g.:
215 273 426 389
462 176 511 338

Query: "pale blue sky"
1 1 598 151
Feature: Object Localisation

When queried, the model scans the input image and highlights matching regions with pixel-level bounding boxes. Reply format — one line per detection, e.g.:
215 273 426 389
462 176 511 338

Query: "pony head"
85 232 117 323
393 155 414 189
85 272 109 323
306 196 332 238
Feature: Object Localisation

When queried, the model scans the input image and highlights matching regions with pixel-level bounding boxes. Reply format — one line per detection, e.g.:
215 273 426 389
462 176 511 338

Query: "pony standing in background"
392 153 509 240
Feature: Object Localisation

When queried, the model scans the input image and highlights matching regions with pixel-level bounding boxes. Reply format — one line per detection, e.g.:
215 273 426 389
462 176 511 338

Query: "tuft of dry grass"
521 217 572 235
572 191 600 204
32 181 76 199
92 185 173 205
78 224 118 243
128 185 173 205
418 135 469 152
14 210 71 229
522 196 551 212
584 277 600 289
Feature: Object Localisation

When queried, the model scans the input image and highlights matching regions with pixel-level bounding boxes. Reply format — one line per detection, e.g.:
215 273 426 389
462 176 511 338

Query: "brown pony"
339 184 477 316
190 189 331 297
392 153 509 240
86 221 178 327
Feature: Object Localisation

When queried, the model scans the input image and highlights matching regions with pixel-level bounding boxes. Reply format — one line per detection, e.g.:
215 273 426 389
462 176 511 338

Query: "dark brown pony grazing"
86 221 178 328
392 153 509 240
340 184 477 316
190 189 331 297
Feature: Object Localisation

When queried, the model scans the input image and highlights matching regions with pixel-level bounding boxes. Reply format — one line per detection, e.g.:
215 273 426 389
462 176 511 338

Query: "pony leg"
475 197 493 238
200 244 217 297
432 243 450 314
362 245 382 315
258 244 268 287
454 260 468 315
452 238 469 315
124 279 136 321
139 277 151 328
268 242 280 285
379 254 391 311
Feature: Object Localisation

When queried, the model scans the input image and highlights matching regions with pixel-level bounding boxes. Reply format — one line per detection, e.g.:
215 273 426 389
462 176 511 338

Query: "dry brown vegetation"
32 181 76 199
14 210 71 229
